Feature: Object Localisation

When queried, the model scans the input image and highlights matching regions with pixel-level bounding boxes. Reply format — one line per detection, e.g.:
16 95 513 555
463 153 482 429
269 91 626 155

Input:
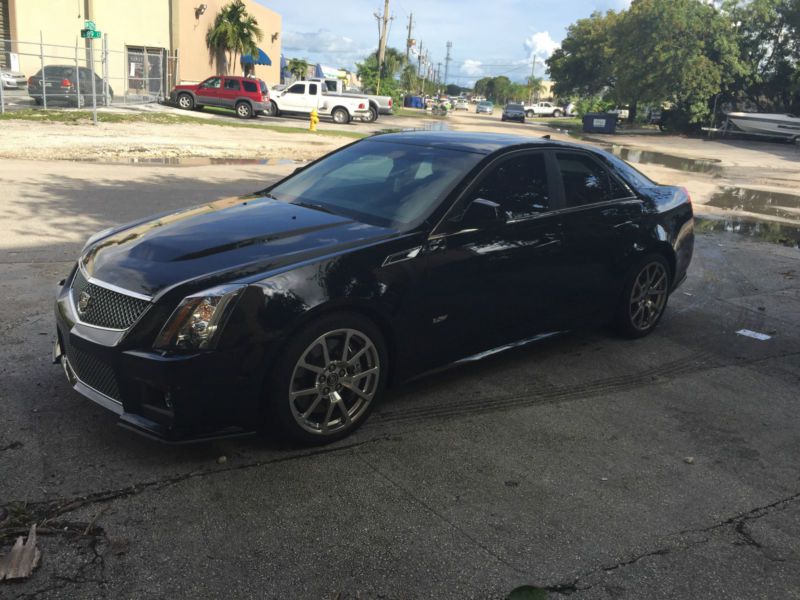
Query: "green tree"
206 0 264 75
357 47 408 99
546 10 619 99
526 76 545 102
286 58 309 81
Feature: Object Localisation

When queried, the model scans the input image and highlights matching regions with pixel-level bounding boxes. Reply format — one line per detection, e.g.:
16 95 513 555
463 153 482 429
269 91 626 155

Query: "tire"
332 107 350 124
552 109 563 117
177 93 194 110
235 101 253 119
34 98 43 106
525 110 534 118
265 312 388 444
265 101 279 117
616 255 671 339
366 105 379 123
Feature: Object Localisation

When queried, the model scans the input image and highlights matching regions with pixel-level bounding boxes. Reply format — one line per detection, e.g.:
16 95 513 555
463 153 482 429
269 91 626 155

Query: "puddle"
608 145 722 174
706 186 800 221
71 157 302 167
695 216 800 248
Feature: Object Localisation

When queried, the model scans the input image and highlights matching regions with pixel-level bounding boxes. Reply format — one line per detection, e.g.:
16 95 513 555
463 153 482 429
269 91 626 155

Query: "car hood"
80 196 396 298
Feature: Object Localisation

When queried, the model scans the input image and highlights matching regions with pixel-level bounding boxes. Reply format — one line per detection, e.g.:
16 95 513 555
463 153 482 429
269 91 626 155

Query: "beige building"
1 0 281 94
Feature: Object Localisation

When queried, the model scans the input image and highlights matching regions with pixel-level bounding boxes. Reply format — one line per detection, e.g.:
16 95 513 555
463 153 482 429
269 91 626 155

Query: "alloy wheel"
178 94 192 109
289 328 380 435
628 261 668 331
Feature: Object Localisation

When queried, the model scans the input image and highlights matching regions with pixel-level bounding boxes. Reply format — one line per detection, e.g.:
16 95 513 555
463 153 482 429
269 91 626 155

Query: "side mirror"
461 198 502 226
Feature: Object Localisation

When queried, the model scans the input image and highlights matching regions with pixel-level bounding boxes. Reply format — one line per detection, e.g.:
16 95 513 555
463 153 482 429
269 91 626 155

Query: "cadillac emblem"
78 291 92 315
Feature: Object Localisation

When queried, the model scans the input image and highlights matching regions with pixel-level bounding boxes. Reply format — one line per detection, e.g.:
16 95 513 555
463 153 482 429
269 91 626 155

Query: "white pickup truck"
312 78 392 123
523 101 563 118
266 80 371 124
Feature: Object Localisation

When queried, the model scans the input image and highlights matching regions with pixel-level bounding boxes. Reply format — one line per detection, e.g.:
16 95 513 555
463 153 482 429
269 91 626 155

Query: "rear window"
259 80 268 95
507 104 524 110
242 81 258 93
36 66 75 78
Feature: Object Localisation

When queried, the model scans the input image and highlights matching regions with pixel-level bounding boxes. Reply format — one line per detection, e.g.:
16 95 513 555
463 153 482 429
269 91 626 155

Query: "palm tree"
286 58 309 81
206 0 264 75
527 75 545 103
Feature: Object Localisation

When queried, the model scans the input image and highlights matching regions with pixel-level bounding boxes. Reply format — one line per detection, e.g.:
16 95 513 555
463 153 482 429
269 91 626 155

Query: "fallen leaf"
0 524 41 581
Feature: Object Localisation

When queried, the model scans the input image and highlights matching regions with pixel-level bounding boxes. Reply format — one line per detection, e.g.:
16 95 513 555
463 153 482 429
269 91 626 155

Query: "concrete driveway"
0 159 798 599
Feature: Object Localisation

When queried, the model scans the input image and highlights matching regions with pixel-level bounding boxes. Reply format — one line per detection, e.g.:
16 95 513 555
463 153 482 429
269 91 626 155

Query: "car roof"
369 130 586 155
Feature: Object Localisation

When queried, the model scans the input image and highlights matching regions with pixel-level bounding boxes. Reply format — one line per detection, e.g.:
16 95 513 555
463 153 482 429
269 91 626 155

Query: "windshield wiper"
292 201 338 215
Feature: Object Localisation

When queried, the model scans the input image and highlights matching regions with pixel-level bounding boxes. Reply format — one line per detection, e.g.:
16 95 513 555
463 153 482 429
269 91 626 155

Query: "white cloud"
281 29 372 69
461 59 483 76
523 31 559 60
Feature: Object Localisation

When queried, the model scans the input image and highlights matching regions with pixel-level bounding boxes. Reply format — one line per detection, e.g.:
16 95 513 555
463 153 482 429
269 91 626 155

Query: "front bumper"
54 277 262 443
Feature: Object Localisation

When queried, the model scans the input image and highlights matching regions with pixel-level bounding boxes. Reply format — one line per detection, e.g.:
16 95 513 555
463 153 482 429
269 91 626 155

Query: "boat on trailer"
725 112 800 140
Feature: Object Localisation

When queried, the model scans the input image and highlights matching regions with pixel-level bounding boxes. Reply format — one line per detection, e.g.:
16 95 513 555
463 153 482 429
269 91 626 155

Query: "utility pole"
436 62 441 91
373 0 392 93
417 40 423 93
405 12 414 61
443 41 452 89
529 55 536 103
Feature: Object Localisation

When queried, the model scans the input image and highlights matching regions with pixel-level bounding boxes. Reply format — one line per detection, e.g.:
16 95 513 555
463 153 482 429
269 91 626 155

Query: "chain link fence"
1 35 178 117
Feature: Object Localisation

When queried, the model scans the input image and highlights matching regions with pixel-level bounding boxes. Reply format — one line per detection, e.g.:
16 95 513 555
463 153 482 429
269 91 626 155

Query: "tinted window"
506 104 524 110
556 153 629 207
37 66 75 78
258 80 268 94
200 77 221 89
224 79 240 91
308 83 318 95
242 81 257 92
469 153 551 220
268 140 482 229
324 80 337 92
287 83 304 94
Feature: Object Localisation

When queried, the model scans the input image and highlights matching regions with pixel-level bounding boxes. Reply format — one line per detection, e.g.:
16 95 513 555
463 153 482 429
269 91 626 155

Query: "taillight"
388 98 392 107
61 79 72 88
358 103 365 109
28 77 35 86
680 186 692 205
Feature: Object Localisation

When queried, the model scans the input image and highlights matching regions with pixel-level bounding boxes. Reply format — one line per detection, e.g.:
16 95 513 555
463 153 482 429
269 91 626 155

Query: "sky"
258 0 631 85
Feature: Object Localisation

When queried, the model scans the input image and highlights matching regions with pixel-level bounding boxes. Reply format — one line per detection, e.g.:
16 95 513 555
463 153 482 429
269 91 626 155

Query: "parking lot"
1 151 799 599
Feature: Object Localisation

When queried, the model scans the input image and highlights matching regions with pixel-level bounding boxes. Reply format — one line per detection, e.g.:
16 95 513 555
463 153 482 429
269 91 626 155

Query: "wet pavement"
1 159 799 599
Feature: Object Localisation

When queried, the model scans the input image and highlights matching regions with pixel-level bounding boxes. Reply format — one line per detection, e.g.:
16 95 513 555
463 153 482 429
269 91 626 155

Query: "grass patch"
392 107 435 119
0 109 367 138
537 117 582 132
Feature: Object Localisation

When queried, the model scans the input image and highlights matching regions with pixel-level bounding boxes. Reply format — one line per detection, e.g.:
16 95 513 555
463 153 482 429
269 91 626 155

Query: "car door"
420 150 566 367
195 76 222 106
220 77 241 108
279 82 309 112
554 150 644 323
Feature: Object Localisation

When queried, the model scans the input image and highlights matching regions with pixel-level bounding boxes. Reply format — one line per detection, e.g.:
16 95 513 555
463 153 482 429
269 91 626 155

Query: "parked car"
454 99 469 111
28 65 113 106
311 77 391 123
170 76 269 119
524 101 563 118
564 102 577 117
1 70 27 89
476 101 494 114
502 103 526 123
267 80 370 124
53 131 694 444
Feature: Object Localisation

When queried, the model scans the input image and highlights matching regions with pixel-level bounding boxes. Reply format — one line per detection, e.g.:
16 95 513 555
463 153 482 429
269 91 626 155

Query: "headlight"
154 284 245 351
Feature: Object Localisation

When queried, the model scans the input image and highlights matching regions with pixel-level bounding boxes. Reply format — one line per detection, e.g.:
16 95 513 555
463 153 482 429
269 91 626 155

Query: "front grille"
71 269 150 330
63 336 121 402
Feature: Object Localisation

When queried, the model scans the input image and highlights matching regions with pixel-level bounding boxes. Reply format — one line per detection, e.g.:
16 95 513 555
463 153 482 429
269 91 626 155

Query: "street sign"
81 29 101 39
84 20 97 31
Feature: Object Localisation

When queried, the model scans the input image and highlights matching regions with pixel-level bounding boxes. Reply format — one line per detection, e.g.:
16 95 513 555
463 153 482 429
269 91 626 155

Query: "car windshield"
267 139 483 229
507 104 524 110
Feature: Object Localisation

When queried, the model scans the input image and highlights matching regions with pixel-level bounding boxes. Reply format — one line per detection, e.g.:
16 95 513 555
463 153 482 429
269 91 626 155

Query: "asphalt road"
1 159 799 599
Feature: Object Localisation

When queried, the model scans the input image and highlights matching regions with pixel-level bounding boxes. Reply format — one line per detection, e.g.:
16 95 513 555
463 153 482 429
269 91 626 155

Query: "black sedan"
502 103 526 123
54 132 694 443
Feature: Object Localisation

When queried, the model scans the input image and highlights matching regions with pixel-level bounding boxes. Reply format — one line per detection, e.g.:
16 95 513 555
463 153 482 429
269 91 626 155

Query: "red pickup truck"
169 75 269 118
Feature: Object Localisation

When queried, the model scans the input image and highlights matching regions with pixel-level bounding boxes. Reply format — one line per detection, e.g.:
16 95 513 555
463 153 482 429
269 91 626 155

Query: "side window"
308 83 318 95
242 81 257 93
556 152 629 207
200 77 221 89
468 153 551 220
287 83 305 94
224 79 240 91
324 80 337 92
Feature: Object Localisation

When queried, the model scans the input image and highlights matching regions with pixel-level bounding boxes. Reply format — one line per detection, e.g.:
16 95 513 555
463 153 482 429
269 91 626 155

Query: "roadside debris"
217 455 228 465
736 329 772 341
0 524 41 581
684 456 695 465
